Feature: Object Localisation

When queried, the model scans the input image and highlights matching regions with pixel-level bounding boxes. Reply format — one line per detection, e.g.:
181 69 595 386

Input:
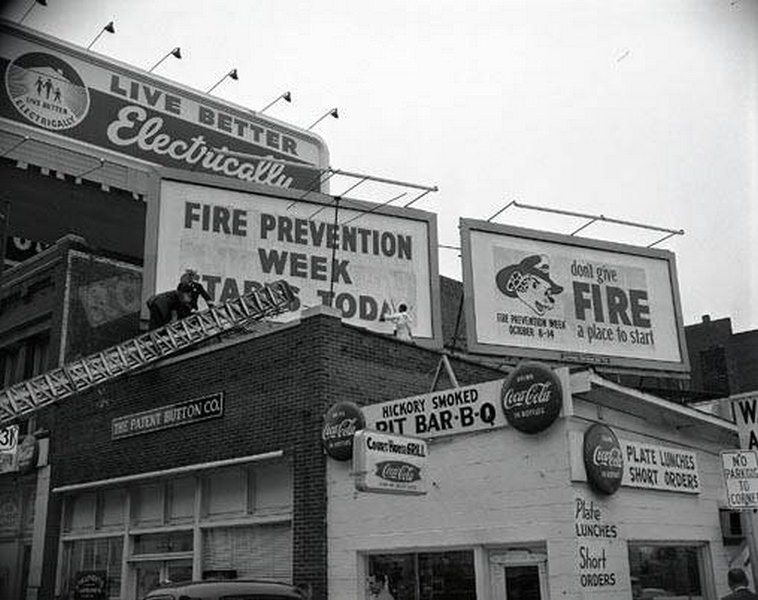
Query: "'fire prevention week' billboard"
460 219 687 372
148 174 441 341
0 20 327 191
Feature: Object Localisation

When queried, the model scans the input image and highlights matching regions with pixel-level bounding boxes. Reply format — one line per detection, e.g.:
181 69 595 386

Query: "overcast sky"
3 0 756 331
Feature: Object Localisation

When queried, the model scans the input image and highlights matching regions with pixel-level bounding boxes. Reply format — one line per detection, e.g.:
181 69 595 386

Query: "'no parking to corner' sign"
721 450 758 509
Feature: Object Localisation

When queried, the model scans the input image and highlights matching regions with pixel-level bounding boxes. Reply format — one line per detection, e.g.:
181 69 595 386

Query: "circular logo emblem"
322 401 365 461
583 424 624 495
501 362 562 434
6 52 90 130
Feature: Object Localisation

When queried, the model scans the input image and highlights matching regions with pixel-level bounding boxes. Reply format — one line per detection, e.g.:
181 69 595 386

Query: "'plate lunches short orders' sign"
112 393 224 439
621 440 700 494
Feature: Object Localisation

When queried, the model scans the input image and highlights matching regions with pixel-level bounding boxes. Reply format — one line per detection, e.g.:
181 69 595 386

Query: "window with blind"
202 523 292 582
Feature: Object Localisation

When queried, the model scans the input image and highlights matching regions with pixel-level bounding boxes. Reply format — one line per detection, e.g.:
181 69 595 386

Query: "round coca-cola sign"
322 402 365 461
583 423 624 495
501 362 562 434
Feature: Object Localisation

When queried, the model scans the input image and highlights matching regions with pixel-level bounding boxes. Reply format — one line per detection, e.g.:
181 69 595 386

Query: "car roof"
145 579 304 598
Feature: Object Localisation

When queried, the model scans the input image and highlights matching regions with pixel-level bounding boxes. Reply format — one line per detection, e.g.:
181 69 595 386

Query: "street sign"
721 450 758 509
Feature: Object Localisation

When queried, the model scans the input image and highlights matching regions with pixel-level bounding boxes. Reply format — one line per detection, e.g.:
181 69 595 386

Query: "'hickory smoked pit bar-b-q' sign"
362 379 508 438
0 21 327 191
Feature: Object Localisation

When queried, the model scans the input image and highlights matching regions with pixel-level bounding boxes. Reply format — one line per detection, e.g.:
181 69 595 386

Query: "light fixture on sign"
148 47 182 73
307 108 339 131
260 91 292 114
206 68 239 94
87 21 115 50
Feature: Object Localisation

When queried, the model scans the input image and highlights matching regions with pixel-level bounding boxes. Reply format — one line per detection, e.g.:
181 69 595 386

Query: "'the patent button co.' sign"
112 393 224 439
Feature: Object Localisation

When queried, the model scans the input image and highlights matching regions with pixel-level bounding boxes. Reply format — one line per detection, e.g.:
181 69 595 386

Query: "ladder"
0 280 296 425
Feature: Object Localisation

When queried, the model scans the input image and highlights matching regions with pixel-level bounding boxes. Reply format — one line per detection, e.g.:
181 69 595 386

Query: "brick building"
685 315 758 397
30 306 503 600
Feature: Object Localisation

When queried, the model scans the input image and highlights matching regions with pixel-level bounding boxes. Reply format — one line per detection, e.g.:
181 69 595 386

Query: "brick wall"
730 330 758 393
63 251 142 361
685 315 758 395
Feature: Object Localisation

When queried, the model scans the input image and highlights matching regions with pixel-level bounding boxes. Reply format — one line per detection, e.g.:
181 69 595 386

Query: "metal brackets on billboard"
486 200 684 248
217 147 438 213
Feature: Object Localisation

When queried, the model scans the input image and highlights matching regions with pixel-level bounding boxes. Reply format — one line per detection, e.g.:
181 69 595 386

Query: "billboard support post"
328 196 341 304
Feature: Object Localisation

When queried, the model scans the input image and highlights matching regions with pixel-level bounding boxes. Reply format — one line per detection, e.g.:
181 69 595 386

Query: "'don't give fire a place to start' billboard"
145 171 441 343
460 219 688 372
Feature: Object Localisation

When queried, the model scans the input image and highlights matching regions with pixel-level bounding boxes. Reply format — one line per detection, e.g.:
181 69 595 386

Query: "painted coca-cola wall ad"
583 424 624 495
460 219 688 373
500 361 563 434
353 430 428 495
0 21 328 192
322 401 365 461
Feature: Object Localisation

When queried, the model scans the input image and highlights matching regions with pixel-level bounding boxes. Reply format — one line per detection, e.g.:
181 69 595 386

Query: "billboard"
460 219 688 372
146 171 441 343
0 20 327 192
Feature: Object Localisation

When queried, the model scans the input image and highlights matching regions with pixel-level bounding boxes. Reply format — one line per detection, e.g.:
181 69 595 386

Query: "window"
132 483 163 527
66 489 127 534
167 477 195 524
133 531 193 555
368 550 477 600
22 334 49 379
699 347 729 395
61 537 123 600
66 492 97 532
201 463 292 520
97 489 125 530
203 523 292 582
720 509 744 546
204 467 246 518
0 334 50 387
250 463 292 515
628 543 708 600
0 347 19 387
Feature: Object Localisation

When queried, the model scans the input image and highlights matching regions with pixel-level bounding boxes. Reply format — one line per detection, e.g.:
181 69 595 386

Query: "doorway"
489 549 549 600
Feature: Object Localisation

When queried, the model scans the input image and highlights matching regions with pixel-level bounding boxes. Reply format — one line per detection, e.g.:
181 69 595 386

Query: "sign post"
727 392 758 587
